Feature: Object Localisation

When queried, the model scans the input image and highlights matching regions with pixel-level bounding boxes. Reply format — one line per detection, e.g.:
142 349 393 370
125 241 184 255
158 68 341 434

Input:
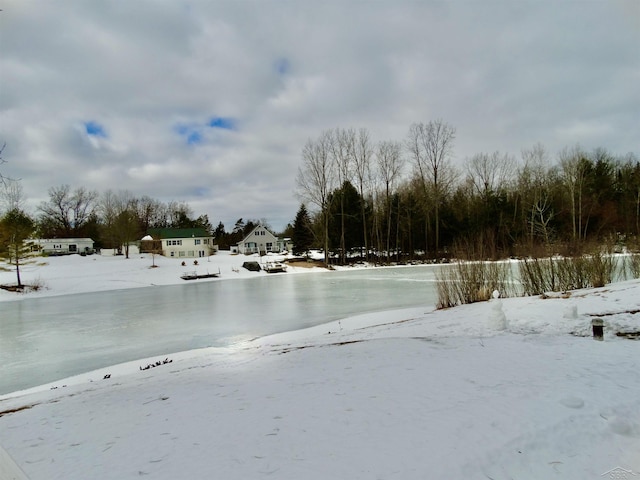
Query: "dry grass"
436 260 515 309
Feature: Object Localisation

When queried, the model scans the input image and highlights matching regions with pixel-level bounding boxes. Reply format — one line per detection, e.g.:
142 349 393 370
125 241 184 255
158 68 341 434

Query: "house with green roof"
142 228 215 258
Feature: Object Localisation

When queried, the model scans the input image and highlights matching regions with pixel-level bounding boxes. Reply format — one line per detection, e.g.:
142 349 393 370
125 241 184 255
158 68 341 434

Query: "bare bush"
519 257 555 295
519 250 618 296
436 260 515 309
28 276 47 292
585 250 616 288
627 253 640 279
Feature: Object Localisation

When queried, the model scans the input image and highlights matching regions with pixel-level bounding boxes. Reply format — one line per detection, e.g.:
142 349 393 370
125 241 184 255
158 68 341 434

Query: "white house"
234 225 281 255
144 228 215 258
33 238 95 255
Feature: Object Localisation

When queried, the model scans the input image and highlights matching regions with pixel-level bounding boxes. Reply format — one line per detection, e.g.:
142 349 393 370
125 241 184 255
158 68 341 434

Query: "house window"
166 240 171 246
170 251 175 257
179 251 185 257
266 242 273 251
188 251 194 257
195 239 201 245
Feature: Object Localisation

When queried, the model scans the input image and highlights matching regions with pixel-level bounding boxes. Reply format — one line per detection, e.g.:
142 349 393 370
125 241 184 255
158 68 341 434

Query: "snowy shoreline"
0 250 332 303
2 253 640 479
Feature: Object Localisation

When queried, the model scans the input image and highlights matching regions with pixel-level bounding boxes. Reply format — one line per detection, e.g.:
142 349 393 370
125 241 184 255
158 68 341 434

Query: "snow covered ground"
0 250 328 302
1 253 640 479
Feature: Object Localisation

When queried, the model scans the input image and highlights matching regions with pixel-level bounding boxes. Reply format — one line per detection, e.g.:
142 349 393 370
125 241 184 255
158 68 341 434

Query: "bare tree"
352 128 374 260
1 180 26 213
99 189 119 251
0 142 14 188
99 190 139 257
167 201 195 228
138 195 168 230
406 120 456 255
520 143 554 246
296 131 335 266
559 145 588 243
329 128 355 264
465 151 516 200
38 185 98 237
376 140 404 262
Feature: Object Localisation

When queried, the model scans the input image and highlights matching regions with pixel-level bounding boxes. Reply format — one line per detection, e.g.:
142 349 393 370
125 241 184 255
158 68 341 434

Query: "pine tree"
0 208 37 288
292 204 314 256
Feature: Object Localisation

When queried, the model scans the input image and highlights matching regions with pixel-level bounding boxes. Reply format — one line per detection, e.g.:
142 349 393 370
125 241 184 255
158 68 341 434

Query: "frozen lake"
0 266 440 394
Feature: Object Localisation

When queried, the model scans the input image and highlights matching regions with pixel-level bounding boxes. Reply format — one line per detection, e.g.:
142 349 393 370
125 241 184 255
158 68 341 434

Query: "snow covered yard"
1 280 639 479
0 251 324 302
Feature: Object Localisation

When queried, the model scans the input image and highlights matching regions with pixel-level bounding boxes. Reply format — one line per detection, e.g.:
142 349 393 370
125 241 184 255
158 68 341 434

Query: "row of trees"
295 122 640 264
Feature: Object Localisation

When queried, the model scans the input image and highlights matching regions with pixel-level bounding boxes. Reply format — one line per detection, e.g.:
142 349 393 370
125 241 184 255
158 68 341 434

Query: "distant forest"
294 123 640 264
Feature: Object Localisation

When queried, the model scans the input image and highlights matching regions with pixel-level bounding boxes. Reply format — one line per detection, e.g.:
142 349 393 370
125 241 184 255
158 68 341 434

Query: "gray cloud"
1 0 638 231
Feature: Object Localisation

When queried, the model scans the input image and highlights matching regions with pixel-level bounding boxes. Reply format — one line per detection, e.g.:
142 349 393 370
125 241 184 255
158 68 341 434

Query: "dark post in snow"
592 318 604 341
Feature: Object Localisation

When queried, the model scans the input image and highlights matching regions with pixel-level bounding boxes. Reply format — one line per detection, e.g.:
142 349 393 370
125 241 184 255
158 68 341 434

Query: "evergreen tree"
327 181 364 260
292 204 314 256
214 222 227 248
0 208 37 288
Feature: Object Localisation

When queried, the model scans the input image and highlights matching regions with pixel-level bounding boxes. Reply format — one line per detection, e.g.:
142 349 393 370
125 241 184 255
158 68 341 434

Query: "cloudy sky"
1 1 638 231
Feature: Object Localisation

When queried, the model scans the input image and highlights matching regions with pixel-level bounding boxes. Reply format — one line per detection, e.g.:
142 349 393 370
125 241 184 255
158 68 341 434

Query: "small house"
144 228 215 258
33 238 95 256
234 225 281 255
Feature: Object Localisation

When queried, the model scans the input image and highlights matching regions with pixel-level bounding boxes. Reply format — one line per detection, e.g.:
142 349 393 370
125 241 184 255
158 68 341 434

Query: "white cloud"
1 0 638 231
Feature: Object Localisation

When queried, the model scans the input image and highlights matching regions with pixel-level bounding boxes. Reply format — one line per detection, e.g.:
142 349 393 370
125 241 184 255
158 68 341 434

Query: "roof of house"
239 225 277 243
147 228 211 240
34 238 94 243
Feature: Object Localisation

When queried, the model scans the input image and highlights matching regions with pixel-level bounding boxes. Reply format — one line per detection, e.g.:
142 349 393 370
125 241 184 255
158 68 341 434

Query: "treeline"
1 184 214 255
1 181 279 256
294 122 640 264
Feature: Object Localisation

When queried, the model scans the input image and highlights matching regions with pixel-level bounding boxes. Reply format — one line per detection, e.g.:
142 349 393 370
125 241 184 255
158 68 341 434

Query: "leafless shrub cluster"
519 250 618 296
626 253 640 279
28 276 47 292
436 260 515 309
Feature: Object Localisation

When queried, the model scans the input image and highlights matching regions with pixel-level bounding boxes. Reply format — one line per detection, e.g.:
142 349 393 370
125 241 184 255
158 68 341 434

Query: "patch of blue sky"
274 57 290 75
174 116 236 145
84 121 107 137
174 122 202 146
174 123 192 136
192 186 210 197
187 131 203 145
208 116 236 130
